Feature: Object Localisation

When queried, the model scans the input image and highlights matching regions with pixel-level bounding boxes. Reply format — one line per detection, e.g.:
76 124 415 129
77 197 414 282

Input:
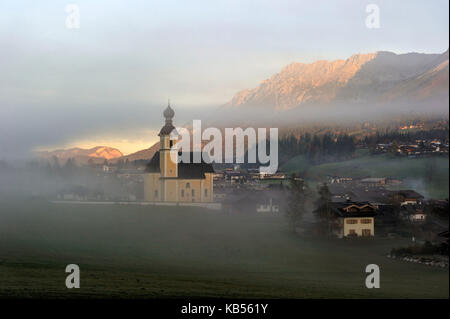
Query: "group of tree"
312 183 334 236
285 174 307 233
278 132 356 165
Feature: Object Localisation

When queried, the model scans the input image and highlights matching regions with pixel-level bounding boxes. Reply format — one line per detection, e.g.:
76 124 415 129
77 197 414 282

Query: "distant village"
371 139 449 157
52 149 448 244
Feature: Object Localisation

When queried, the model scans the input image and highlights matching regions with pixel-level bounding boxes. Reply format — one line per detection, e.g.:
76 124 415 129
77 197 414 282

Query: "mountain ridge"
225 50 448 110
37 146 123 164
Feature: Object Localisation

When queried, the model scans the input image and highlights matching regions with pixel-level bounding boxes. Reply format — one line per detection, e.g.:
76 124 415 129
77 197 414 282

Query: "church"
143 104 214 202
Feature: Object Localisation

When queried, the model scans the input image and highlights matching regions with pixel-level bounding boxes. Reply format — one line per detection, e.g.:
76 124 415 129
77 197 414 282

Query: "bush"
391 241 443 256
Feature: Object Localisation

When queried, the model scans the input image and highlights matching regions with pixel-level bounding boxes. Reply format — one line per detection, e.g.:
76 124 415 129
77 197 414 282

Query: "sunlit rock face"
37 146 123 164
225 50 448 110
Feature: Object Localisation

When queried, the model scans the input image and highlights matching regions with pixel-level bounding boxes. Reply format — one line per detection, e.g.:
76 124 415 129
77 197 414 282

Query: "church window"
186 183 190 189
204 189 208 197
181 189 184 198
192 189 195 197
154 190 158 198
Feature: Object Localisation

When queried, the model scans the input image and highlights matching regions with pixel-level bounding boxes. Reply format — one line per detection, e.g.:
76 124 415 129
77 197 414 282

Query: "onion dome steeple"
159 100 176 136
163 100 175 123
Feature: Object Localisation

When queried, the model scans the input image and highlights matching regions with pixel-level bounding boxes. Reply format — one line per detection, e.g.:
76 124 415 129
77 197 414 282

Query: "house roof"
390 190 424 199
438 230 449 238
145 151 214 179
329 201 378 217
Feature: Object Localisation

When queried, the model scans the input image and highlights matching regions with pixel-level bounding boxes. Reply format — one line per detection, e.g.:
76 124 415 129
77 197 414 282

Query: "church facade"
143 104 214 202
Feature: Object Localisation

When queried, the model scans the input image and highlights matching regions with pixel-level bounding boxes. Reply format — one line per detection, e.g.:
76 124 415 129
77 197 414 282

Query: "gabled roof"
438 230 449 238
390 190 424 199
330 201 378 217
145 151 214 179
342 203 376 212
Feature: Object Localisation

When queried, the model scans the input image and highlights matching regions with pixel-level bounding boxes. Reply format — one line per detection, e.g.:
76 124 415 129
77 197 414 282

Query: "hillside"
114 142 160 162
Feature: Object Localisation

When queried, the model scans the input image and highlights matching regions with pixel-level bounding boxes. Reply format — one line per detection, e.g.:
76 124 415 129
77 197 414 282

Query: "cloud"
0 0 448 159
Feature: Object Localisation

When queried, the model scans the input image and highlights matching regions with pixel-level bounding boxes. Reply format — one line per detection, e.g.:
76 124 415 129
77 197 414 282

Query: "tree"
52 155 60 169
117 159 124 169
285 174 306 233
390 140 399 156
313 183 333 235
63 157 77 176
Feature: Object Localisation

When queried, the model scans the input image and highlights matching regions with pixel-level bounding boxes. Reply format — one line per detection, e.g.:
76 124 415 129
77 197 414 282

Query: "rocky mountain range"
37 146 123 164
115 143 160 163
225 50 449 110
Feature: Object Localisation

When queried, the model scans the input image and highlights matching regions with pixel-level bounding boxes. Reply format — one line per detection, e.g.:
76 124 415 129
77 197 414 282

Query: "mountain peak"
36 146 123 164
225 50 447 110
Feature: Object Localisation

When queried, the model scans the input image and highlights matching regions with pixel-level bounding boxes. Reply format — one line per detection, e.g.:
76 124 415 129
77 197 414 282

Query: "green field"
0 198 448 298
282 153 449 199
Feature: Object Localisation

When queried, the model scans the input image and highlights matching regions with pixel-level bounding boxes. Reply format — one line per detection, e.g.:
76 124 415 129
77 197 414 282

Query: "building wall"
143 173 161 201
204 173 213 202
164 179 178 201
177 179 201 202
176 175 213 203
160 136 178 178
143 173 213 203
343 217 374 237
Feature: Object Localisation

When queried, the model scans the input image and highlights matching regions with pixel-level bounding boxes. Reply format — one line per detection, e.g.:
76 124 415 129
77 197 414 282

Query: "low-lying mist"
207 100 449 129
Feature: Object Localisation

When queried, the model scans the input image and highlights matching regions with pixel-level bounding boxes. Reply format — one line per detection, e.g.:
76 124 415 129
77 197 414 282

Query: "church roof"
159 103 176 136
163 104 175 119
145 151 214 179
159 123 176 136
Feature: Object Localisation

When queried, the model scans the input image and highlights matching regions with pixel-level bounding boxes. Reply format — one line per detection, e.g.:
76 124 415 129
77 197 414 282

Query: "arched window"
191 189 195 197
181 189 185 198
154 190 158 198
186 182 190 189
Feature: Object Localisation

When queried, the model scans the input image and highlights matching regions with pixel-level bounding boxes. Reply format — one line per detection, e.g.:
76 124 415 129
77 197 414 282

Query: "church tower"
144 102 214 203
159 102 178 178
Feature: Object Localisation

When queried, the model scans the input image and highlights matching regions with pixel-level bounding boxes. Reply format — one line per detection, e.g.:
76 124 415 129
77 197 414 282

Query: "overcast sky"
0 0 448 157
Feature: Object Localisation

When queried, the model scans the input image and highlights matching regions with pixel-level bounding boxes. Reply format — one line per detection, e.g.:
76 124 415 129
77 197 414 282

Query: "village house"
330 202 378 238
359 177 386 187
223 189 285 214
402 206 428 223
102 164 117 172
256 197 280 213
410 210 427 223
328 176 353 184
258 172 286 180
390 190 424 206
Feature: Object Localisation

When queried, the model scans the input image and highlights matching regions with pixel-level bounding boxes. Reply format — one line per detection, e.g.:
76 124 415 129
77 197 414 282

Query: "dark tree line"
278 132 356 165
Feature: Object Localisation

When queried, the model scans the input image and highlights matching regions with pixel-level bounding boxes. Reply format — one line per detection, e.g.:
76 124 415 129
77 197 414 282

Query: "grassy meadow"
0 198 448 298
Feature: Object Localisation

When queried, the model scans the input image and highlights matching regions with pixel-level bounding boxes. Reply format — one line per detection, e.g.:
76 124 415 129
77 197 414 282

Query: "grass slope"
0 199 448 298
